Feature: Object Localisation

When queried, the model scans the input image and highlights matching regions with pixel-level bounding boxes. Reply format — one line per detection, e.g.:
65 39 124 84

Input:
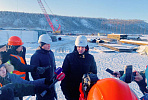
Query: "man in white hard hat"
30 34 57 100
61 35 97 100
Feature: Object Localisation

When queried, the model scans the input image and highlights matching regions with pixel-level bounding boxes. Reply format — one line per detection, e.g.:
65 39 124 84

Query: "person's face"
0 66 7 78
16 45 23 53
77 46 85 54
42 44 50 51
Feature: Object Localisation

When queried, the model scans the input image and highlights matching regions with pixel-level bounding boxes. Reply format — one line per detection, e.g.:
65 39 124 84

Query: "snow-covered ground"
21 35 148 99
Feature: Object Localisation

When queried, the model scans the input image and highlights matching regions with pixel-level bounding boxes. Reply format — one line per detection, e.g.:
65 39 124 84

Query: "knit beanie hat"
0 64 4 69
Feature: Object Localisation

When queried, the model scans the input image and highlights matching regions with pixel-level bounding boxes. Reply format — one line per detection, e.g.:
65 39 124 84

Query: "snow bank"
0 30 38 45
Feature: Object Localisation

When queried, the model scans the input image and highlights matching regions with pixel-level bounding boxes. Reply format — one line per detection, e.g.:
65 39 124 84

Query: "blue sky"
0 0 148 22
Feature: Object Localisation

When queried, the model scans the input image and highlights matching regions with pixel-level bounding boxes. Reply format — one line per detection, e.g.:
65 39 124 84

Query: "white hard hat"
38 34 52 44
75 35 87 47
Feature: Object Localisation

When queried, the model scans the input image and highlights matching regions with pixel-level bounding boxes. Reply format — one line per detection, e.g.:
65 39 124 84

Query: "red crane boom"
37 0 61 32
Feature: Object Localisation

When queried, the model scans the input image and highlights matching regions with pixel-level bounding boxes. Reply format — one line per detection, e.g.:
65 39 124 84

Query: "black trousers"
61 85 80 100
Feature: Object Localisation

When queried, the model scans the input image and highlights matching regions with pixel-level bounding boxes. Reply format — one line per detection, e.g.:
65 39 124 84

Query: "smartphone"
106 68 117 77
124 65 132 83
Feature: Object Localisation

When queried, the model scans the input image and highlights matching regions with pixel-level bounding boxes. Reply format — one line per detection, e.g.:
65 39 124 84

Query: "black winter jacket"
10 46 29 80
61 46 97 91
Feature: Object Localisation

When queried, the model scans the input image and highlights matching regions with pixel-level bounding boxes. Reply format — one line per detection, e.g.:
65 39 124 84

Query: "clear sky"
0 0 148 22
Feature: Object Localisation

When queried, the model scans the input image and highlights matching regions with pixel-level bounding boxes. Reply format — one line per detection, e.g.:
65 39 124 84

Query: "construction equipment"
37 0 61 33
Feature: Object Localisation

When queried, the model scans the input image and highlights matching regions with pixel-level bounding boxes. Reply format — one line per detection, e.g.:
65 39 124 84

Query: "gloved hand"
0 51 10 64
34 85 49 94
36 66 50 74
44 78 53 85
6 45 18 55
140 93 148 99
3 83 36 97
6 45 13 54
0 86 14 100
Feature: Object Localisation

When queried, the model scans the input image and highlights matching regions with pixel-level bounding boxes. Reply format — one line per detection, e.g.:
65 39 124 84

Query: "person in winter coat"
30 34 57 100
0 63 54 100
0 36 48 100
112 68 147 94
60 35 97 100
7 36 29 81
0 36 49 99
0 83 52 100
0 37 48 76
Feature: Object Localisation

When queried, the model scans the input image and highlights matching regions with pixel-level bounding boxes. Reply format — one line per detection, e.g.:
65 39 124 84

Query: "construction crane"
37 0 61 33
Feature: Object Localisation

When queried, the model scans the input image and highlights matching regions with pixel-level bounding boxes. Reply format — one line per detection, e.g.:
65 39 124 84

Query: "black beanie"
40 42 46 47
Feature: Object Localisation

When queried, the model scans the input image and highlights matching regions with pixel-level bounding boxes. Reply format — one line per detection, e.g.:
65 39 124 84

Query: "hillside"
0 11 148 34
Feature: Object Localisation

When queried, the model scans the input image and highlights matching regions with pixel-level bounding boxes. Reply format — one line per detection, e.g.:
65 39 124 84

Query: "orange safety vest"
10 54 26 80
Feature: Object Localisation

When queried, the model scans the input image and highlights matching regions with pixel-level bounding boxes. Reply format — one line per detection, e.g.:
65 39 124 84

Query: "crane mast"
37 0 61 32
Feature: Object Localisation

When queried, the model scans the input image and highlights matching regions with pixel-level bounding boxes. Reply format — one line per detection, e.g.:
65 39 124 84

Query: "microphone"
49 72 65 88
40 72 65 97
50 67 63 81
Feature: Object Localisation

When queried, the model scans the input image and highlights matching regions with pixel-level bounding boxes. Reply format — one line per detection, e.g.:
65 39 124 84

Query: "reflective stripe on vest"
6 60 11 64
6 60 13 74
10 54 26 80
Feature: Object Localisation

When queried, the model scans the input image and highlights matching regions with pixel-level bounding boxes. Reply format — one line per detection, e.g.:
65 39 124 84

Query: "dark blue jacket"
30 47 56 80
0 73 45 87
0 73 49 99
30 47 56 99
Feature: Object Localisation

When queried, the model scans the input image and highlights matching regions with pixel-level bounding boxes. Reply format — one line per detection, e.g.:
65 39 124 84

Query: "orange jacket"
10 54 26 80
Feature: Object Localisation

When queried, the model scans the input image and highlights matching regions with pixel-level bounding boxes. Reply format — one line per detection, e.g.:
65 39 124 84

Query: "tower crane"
37 0 61 33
